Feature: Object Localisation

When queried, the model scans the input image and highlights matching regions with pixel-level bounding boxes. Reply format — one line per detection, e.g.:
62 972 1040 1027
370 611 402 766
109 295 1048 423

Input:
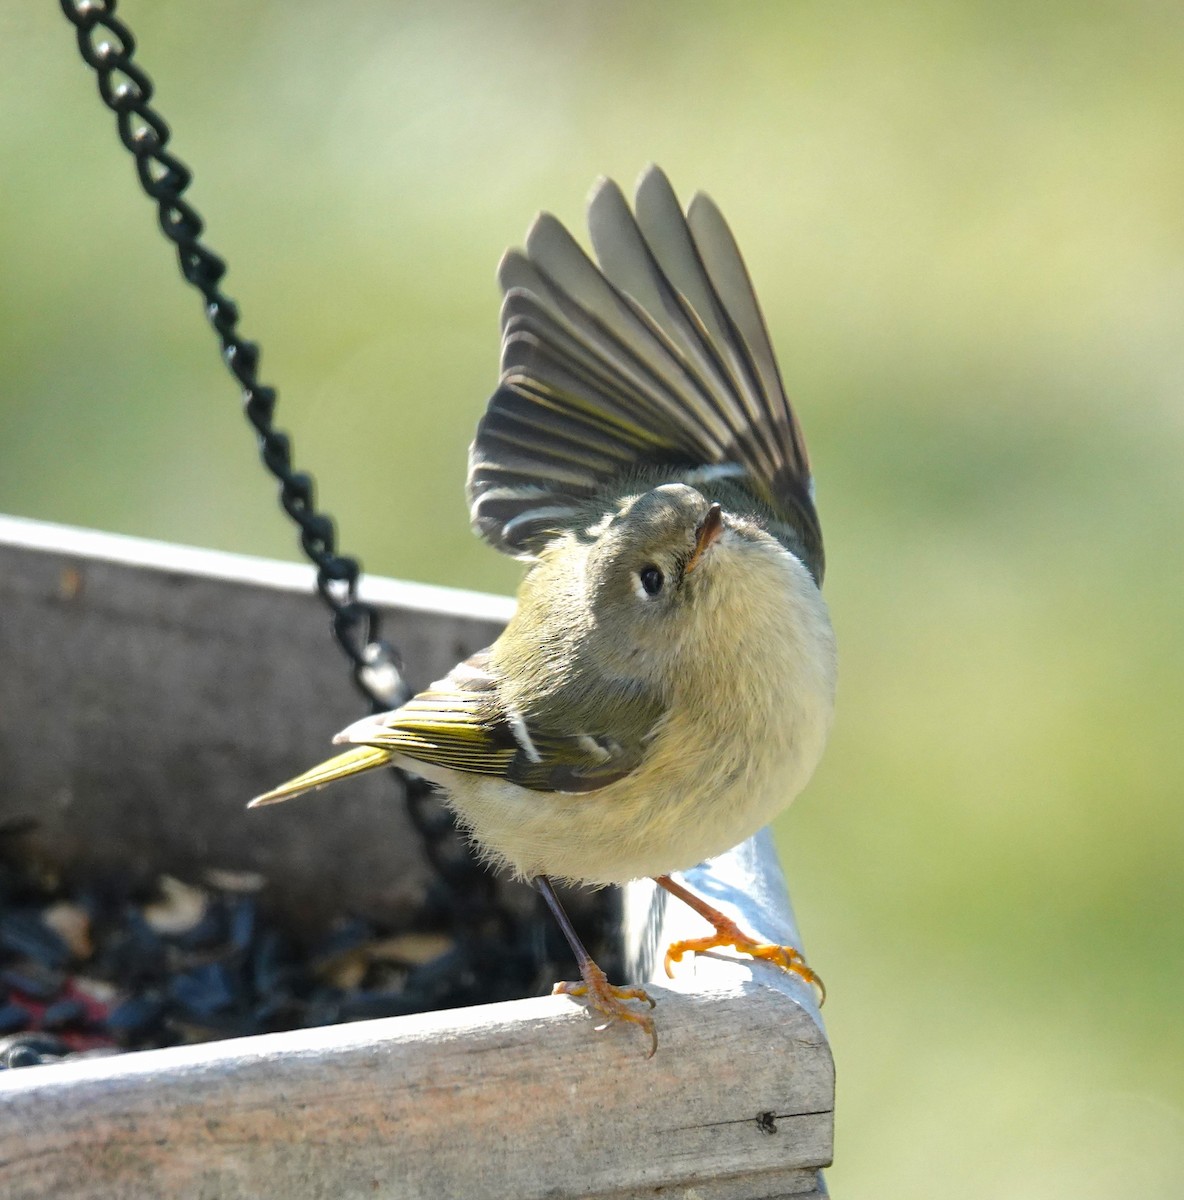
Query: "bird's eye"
639 565 664 596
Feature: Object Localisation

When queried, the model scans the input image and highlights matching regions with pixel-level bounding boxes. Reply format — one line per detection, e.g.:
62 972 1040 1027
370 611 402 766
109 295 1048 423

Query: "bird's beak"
685 504 724 574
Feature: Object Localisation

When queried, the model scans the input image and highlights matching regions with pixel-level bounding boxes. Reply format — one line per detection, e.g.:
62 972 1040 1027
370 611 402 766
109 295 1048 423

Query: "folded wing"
250 651 660 803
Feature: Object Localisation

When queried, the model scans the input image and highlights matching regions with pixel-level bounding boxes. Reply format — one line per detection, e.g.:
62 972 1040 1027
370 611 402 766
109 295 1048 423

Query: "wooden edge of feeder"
0 512 519 624
0 512 520 927
0 939 831 1200
0 515 833 1199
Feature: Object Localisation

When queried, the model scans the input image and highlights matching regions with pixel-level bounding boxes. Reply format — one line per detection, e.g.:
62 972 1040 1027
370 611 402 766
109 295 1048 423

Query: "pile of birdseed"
0 818 545 1071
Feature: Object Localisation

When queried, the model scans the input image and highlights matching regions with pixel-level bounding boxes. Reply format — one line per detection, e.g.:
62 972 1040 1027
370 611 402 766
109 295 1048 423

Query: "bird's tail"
247 745 394 808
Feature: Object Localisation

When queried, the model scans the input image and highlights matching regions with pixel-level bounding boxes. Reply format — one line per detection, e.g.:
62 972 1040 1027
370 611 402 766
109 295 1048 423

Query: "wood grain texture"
0 515 513 931
0 970 831 1200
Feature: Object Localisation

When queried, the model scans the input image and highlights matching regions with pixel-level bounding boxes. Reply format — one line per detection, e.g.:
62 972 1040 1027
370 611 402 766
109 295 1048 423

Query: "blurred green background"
4 2 1182 1194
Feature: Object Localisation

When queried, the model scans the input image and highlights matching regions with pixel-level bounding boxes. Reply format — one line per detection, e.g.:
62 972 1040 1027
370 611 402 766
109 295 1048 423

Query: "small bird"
250 166 837 1055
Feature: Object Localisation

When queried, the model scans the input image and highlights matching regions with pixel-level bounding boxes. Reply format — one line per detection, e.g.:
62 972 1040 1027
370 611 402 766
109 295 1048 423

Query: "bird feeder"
0 515 833 1199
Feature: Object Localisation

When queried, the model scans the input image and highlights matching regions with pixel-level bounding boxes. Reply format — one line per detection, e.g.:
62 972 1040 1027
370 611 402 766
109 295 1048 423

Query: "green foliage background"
4 3 1182 1193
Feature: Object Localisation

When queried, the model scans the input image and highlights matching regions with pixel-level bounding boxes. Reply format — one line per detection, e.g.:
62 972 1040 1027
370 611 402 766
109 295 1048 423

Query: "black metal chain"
59 0 393 696
57 0 530 995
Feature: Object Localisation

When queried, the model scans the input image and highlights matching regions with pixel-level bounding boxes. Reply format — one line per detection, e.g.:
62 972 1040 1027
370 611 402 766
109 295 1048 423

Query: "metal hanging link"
60 0 385 687
58 0 529 991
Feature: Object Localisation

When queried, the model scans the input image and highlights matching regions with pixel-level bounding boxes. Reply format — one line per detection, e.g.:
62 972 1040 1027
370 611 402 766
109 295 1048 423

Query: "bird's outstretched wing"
248 652 659 806
467 165 823 582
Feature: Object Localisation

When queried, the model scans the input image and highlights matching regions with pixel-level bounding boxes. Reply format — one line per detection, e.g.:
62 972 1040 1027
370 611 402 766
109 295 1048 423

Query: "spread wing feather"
467 164 823 582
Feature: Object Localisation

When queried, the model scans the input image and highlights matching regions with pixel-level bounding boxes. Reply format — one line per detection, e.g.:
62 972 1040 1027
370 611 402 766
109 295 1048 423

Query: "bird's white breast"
446 530 837 886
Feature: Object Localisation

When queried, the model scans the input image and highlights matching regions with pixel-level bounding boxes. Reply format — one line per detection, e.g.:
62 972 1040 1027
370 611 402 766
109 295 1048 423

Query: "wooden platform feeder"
0 514 833 1199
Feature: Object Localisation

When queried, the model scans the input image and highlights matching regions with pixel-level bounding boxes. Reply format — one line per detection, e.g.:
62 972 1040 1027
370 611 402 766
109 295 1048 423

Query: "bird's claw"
664 919 826 1005
553 961 658 1057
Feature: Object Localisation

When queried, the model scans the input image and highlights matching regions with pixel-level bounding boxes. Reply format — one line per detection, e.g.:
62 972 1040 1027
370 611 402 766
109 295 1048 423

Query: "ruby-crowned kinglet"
250 166 836 1054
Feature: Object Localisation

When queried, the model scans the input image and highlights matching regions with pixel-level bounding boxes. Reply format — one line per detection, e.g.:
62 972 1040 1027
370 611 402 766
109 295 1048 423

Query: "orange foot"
656 875 826 1005
553 960 658 1057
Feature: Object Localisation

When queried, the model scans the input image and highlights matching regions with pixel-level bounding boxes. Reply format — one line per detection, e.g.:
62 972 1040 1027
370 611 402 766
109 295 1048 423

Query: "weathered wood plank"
0 968 831 1200
0 514 513 930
